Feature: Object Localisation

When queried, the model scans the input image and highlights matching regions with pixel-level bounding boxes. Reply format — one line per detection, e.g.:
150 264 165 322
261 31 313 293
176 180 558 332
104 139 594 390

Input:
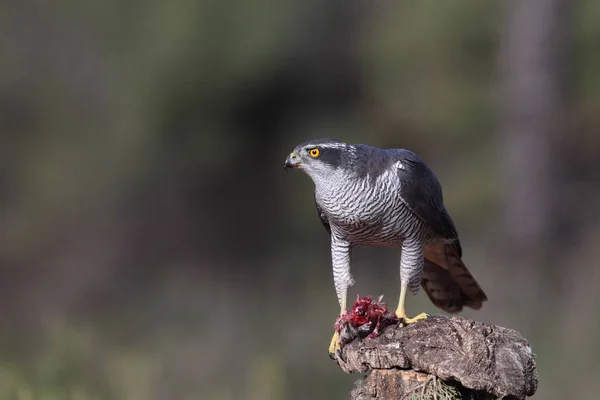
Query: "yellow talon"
395 311 429 325
328 331 341 359
329 294 346 360
395 285 429 325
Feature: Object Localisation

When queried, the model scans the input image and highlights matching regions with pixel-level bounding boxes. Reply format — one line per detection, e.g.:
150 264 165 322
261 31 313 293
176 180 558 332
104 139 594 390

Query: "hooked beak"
284 152 301 169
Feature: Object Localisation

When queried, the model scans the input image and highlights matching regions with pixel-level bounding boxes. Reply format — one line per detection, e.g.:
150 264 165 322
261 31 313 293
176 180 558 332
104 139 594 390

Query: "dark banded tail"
421 242 487 313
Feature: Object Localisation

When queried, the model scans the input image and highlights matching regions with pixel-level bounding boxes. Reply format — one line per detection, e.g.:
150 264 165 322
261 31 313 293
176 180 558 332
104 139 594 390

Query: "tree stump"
335 316 538 400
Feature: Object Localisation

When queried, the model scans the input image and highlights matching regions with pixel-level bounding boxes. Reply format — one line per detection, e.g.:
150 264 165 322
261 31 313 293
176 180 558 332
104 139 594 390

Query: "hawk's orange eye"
308 148 320 158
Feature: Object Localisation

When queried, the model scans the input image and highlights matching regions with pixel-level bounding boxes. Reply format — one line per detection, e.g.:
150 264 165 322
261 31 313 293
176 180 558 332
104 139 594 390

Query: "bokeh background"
1 0 599 399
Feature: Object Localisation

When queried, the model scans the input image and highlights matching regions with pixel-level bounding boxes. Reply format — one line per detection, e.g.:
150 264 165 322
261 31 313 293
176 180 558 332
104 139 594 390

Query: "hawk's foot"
328 330 342 360
395 311 429 326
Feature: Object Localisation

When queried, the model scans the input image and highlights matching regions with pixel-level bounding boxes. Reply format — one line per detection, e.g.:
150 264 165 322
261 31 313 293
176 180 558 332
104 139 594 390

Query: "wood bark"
335 316 538 400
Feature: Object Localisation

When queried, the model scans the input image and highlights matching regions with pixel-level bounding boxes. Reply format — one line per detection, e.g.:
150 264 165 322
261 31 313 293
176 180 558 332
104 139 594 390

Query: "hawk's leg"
396 239 429 325
328 235 353 359
395 284 429 324
328 292 346 359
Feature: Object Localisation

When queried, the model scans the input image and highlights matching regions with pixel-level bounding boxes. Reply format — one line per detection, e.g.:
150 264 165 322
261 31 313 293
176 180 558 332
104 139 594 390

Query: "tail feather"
421 242 487 314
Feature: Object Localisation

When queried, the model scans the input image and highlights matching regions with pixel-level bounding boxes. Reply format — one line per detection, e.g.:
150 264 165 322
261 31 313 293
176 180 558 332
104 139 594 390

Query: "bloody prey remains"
334 295 400 347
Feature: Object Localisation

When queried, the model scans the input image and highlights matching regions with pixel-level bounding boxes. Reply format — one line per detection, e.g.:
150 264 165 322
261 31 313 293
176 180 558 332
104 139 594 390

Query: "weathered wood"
336 316 538 400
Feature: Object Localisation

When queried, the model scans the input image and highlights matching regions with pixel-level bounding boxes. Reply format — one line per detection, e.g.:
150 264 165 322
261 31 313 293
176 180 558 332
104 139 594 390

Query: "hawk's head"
284 138 351 180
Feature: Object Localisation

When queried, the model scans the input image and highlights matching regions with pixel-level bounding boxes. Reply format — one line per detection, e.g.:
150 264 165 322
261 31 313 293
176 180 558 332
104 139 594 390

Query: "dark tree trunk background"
496 0 570 317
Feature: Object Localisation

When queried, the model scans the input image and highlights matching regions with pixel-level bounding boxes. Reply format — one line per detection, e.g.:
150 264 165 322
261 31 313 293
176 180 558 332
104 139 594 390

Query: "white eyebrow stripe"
305 143 346 149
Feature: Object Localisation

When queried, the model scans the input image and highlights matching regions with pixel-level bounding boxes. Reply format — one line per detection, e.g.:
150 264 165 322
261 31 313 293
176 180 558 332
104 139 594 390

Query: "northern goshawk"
284 138 487 357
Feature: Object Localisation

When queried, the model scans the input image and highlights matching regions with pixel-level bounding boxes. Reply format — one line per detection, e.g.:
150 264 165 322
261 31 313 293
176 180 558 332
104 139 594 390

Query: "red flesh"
334 295 399 344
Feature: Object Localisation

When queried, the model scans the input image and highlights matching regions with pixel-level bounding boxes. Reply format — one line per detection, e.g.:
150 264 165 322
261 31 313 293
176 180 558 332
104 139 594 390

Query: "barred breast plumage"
314 156 435 248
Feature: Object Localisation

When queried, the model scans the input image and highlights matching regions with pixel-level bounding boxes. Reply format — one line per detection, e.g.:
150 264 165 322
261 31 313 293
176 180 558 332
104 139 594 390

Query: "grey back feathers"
393 150 460 243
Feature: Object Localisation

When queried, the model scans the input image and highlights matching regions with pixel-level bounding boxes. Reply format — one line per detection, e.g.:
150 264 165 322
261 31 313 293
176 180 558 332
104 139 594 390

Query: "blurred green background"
1 0 599 399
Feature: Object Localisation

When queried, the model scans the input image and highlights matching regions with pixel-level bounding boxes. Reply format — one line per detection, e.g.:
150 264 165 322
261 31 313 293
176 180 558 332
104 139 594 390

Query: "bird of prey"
284 138 487 358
